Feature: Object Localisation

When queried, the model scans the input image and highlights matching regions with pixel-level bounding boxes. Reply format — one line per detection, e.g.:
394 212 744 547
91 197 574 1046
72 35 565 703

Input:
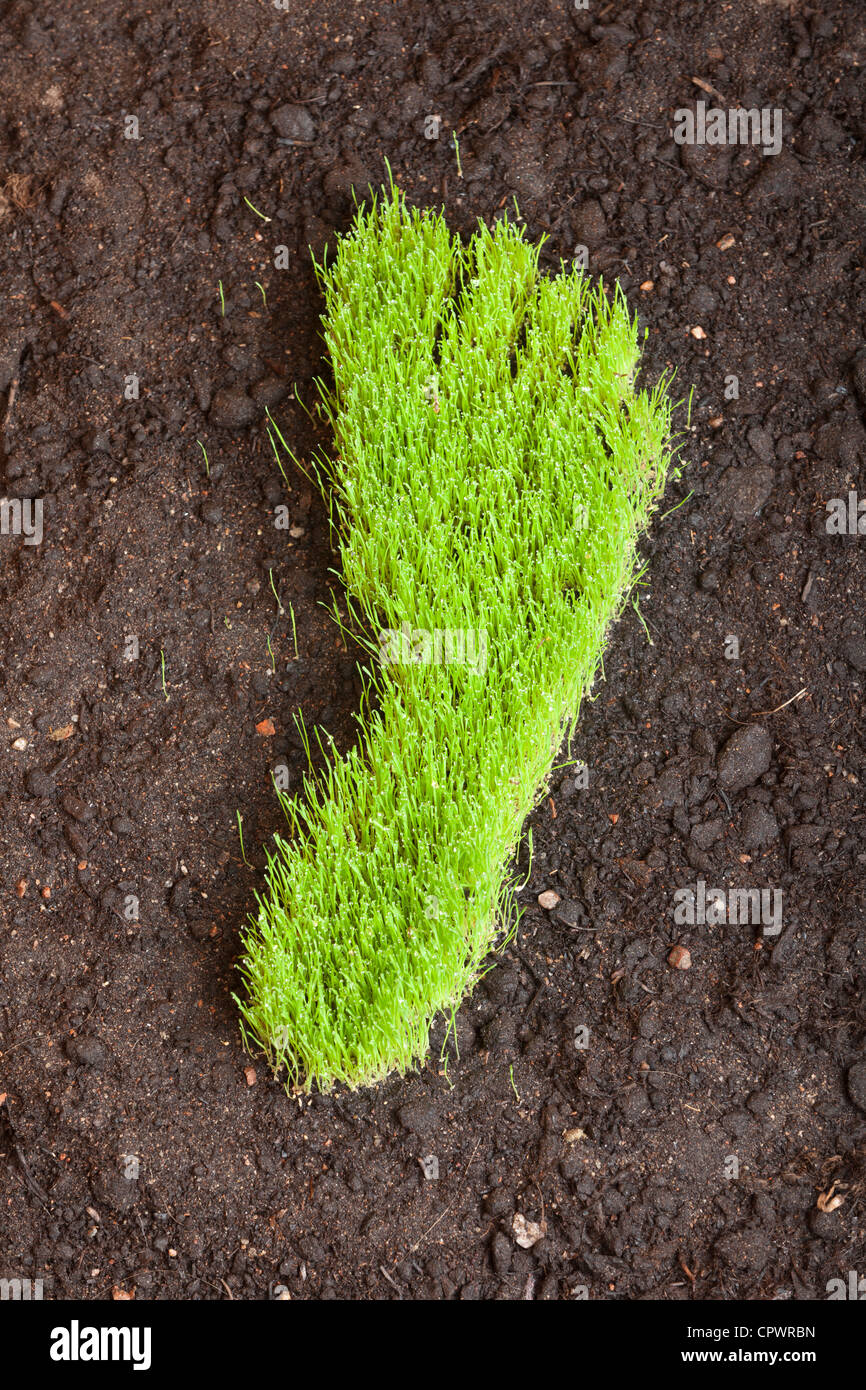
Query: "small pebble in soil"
490 1231 511 1275
846 1060 866 1113
715 1227 773 1272
747 426 775 463
512 1212 545 1249
397 1100 439 1135
741 803 779 849
81 428 111 454
717 724 772 792
270 104 316 142
208 386 257 431
554 899 586 928
668 944 692 970
65 1036 106 1068
537 889 560 910
716 464 775 519
572 198 607 247
841 635 866 672
25 769 55 797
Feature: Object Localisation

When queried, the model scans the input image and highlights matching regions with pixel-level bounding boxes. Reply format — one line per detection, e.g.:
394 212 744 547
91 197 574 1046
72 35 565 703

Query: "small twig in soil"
728 687 808 720
691 75 726 103
523 982 546 1021
651 157 689 178
379 1265 402 1297
407 1136 483 1255
14 1144 52 1208
2 375 20 433
444 40 508 93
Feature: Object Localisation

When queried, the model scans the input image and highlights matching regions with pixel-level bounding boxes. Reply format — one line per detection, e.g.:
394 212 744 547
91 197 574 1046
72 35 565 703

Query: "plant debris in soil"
0 0 865 1301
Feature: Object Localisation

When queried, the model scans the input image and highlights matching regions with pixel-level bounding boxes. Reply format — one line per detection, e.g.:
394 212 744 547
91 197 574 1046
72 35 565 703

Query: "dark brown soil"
1 0 865 1302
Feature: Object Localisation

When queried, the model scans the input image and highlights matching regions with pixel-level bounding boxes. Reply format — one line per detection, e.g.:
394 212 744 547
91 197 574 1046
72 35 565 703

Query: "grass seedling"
243 196 271 223
265 425 282 473
217 280 226 317
255 281 267 307
268 569 284 617
631 595 654 645
267 633 276 673
160 649 169 700
288 602 299 661
237 182 676 1092
237 811 251 868
452 130 463 178
660 488 695 521
196 439 210 477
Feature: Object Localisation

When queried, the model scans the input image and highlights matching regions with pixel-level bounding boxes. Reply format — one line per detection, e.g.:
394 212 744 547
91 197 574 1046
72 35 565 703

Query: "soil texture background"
1 0 865 1300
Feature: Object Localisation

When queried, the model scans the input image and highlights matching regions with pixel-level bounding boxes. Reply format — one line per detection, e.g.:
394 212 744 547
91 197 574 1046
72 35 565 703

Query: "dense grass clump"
237 184 674 1091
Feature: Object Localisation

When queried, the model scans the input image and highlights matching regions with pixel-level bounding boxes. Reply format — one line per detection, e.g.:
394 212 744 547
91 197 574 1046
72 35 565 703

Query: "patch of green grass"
236 182 676 1092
